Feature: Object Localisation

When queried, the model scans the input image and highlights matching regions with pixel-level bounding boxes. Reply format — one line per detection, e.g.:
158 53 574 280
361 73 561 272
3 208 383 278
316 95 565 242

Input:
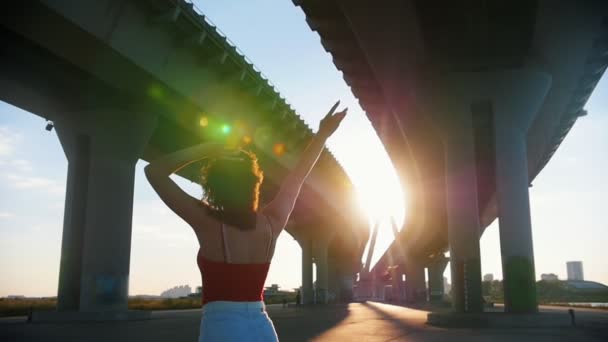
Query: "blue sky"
1 0 607 297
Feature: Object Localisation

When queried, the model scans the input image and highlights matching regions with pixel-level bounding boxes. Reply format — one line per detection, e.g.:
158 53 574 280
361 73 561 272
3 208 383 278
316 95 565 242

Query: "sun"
355 175 406 229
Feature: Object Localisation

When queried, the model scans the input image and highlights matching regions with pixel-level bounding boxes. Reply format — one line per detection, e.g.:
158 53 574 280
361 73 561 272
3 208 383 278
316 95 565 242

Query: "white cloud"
133 223 191 242
8 159 33 172
5 173 64 195
0 126 22 157
0 212 14 218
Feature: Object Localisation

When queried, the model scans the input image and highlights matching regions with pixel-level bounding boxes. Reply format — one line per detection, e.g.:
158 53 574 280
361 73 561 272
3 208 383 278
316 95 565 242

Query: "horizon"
1 0 607 298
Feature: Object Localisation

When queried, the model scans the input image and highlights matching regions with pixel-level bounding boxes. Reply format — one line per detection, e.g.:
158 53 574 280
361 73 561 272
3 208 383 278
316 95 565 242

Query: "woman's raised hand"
318 101 347 138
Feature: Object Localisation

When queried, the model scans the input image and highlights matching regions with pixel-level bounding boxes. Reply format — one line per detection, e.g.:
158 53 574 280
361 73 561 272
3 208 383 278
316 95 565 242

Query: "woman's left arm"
144 143 226 227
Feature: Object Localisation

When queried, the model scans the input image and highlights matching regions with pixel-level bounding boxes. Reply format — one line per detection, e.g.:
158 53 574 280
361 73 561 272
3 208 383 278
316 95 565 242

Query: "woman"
145 101 347 341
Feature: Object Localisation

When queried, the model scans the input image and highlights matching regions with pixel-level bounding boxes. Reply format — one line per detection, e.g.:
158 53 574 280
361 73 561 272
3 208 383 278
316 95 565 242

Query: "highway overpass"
296 0 608 314
0 0 368 319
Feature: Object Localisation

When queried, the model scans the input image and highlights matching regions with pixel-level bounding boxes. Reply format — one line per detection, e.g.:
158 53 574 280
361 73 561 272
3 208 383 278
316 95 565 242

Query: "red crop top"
197 217 274 305
197 253 270 305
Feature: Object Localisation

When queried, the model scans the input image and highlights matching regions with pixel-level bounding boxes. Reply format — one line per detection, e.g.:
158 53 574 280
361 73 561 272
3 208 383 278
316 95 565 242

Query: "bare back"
193 210 280 264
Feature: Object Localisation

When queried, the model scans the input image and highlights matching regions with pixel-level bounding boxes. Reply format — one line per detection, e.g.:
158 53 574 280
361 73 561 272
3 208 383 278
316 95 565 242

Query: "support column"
492 71 551 313
301 238 314 305
338 274 354 303
420 69 551 314
420 74 484 313
404 264 426 304
390 266 405 303
314 242 329 304
54 109 157 315
327 259 341 303
56 134 89 311
443 120 483 313
428 256 448 303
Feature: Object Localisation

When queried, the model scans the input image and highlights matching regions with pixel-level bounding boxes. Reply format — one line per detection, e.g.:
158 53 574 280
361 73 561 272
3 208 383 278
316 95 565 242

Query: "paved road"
1 303 606 341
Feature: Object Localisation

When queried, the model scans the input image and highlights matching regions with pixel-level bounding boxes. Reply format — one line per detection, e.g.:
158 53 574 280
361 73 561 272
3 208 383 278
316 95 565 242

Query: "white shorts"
199 301 279 342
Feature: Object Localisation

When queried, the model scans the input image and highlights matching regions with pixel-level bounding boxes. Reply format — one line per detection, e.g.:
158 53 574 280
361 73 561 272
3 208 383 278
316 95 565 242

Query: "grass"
0 296 298 317
0 297 204 317
128 297 202 311
0 298 56 317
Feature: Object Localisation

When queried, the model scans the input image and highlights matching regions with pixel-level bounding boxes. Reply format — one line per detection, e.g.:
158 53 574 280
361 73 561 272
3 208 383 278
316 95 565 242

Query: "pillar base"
315 289 328 304
31 310 151 323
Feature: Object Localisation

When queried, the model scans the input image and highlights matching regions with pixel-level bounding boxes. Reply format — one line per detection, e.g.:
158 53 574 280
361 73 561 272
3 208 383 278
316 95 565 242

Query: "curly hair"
201 150 264 231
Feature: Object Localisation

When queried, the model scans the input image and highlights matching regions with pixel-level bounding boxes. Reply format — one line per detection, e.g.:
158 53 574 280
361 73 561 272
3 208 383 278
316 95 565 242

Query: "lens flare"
147 85 163 99
273 143 286 157
221 124 231 134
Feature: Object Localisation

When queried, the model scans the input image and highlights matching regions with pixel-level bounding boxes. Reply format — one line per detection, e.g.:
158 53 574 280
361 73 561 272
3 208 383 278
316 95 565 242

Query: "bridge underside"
296 0 608 313
0 0 367 318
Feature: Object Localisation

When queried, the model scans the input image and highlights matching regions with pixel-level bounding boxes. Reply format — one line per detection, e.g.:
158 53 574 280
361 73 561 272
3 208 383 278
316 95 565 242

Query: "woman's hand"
318 101 347 138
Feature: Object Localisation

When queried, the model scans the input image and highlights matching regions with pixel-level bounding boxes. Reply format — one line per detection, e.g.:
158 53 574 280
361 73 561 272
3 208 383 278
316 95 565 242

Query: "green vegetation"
481 280 608 304
263 292 297 305
536 280 608 303
0 294 299 317
482 280 504 302
128 297 201 311
0 297 203 317
0 297 56 317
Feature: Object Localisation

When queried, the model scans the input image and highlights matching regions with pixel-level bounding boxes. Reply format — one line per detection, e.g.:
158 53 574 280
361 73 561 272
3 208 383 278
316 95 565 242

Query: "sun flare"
355 175 406 229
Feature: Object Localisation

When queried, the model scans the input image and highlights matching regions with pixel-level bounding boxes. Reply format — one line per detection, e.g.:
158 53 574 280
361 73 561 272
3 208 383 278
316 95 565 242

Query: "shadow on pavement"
269 304 351 342
359 302 426 334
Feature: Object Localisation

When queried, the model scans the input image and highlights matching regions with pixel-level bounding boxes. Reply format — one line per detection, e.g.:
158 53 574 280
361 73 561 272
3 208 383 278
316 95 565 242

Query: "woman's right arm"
263 101 347 232
145 142 227 227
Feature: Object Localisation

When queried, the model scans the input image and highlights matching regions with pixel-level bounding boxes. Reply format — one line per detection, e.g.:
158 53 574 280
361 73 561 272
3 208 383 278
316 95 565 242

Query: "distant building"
541 273 559 281
483 274 494 282
567 261 584 281
160 285 192 298
7 295 25 299
264 284 280 297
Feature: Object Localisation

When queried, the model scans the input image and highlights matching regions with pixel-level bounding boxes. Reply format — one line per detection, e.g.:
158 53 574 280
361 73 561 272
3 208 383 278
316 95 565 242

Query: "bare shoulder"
258 207 284 236
188 202 221 238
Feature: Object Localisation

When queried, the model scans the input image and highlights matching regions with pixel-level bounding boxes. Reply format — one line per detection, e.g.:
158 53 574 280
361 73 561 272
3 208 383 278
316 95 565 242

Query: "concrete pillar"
327 259 353 303
55 109 157 313
372 273 379 300
327 259 338 303
301 238 314 305
420 69 551 314
314 244 329 304
443 120 483 313
419 74 483 313
404 265 426 304
56 133 89 311
338 274 354 303
390 266 405 303
492 71 551 313
427 256 448 303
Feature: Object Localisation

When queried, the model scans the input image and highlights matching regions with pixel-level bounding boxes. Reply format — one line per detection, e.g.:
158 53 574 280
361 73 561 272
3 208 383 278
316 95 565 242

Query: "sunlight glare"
330 127 407 269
